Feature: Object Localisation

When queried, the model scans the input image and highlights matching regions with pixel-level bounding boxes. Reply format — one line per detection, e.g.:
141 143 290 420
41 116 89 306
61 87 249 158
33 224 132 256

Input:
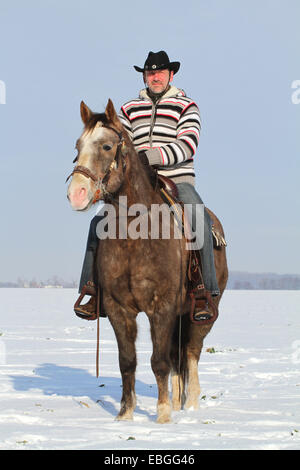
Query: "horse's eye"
103 144 112 151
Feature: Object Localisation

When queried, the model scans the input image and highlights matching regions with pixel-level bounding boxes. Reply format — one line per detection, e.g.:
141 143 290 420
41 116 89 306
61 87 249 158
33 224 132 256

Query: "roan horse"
67 99 228 423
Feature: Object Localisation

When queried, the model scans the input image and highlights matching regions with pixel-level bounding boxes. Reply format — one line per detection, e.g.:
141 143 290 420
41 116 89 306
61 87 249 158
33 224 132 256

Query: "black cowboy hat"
134 51 180 74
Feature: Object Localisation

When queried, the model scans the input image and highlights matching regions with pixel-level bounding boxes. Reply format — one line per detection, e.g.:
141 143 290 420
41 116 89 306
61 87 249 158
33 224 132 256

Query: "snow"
0 288 299 450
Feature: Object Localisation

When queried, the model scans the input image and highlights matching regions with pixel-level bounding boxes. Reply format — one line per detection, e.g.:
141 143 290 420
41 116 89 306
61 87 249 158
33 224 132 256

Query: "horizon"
2 269 300 287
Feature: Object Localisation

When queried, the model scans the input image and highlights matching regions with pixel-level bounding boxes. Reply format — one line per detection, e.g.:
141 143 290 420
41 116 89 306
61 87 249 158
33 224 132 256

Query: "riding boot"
186 248 218 324
176 183 220 323
74 215 107 319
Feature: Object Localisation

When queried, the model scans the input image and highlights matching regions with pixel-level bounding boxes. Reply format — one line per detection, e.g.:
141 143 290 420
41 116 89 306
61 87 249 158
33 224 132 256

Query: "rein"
66 124 127 377
66 125 126 203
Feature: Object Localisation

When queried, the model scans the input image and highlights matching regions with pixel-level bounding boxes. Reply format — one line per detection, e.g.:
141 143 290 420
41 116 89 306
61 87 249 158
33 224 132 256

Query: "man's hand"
138 151 158 187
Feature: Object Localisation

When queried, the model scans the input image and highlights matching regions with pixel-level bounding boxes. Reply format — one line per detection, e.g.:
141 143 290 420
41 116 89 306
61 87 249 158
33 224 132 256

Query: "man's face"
144 69 174 94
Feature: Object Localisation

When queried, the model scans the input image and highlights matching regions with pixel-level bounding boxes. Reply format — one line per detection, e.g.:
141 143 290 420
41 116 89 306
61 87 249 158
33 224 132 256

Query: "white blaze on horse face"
67 123 106 211
79 123 106 164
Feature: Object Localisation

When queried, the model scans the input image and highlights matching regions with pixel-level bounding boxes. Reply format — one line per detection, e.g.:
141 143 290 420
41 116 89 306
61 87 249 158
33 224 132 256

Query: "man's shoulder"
121 90 150 110
120 99 150 117
162 87 198 108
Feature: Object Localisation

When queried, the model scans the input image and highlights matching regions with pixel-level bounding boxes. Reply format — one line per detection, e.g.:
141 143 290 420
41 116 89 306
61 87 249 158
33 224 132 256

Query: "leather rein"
66 125 126 204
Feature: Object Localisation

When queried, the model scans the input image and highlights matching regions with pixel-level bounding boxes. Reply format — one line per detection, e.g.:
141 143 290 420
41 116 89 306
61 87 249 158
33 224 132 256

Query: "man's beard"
147 83 171 103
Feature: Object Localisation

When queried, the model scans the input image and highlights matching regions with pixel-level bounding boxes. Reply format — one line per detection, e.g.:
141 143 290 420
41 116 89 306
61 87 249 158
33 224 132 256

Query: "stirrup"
74 284 106 320
189 290 218 326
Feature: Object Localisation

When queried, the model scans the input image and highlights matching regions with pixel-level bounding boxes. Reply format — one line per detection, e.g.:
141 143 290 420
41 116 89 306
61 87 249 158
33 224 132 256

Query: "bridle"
66 125 126 204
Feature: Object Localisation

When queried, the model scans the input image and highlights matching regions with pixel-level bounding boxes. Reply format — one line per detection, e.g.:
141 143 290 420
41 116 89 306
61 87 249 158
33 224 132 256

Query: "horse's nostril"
79 187 87 197
67 184 89 210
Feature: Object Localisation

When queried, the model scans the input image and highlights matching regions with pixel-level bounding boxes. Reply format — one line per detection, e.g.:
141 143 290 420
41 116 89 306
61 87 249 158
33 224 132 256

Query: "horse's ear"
80 101 92 125
105 99 118 123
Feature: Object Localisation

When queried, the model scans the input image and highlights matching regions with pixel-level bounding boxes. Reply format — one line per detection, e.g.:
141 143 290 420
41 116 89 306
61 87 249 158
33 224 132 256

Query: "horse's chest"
97 240 160 289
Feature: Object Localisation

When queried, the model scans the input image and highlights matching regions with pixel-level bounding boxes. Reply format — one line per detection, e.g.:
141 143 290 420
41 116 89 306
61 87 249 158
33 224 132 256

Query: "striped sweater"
119 86 201 185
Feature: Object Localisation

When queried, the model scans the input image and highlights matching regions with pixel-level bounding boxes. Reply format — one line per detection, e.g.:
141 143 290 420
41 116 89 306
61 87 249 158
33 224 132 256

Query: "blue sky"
0 0 299 282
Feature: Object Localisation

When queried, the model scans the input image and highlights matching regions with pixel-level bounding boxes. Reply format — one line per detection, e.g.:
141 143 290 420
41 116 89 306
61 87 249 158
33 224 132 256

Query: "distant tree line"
1 272 300 290
227 272 300 290
0 276 78 288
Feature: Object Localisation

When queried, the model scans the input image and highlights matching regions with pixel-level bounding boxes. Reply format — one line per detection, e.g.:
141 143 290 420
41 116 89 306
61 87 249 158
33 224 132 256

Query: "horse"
67 99 228 423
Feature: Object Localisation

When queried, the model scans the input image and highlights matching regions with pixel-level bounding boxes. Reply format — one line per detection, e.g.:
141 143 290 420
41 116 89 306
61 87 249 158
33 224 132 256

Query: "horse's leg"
108 309 138 421
184 213 227 409
184 328 211 410
184 349 201 410
148 312 175 424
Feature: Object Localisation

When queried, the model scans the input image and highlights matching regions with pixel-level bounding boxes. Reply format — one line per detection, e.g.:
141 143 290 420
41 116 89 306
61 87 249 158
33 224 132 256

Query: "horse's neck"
120 152 157 207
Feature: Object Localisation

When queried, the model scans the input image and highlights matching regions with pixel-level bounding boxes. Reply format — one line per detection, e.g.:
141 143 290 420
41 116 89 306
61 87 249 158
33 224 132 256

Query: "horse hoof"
156 414 172 424
157 403 172 423
116 408 134 420
116 415 133 421
184 398 199 410
172 402 181 412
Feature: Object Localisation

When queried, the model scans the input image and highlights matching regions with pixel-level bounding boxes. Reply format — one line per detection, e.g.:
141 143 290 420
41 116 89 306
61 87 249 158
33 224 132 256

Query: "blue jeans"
176 183 219 296
79 215 101 293
79 183 219 296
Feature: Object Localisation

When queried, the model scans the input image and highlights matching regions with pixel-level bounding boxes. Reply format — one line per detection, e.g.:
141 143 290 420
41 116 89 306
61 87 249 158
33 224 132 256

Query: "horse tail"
171 315 189 407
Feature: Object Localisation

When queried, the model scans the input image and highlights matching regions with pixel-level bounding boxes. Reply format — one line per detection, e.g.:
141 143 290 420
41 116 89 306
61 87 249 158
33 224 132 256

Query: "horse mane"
85 112 109 132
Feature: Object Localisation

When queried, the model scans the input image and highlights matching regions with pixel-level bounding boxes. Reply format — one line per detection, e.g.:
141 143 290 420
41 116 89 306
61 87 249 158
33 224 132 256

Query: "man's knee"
176 182 203 205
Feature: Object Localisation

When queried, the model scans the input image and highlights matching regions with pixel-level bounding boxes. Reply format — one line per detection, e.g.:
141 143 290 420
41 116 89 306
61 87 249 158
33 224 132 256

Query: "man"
74 51 219 321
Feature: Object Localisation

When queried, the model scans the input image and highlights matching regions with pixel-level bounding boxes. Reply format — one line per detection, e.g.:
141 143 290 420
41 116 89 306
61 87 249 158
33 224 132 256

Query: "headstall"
66 126 126 203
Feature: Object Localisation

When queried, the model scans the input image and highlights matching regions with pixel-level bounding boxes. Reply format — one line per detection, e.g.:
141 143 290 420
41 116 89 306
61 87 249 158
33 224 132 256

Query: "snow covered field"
0 288 299 450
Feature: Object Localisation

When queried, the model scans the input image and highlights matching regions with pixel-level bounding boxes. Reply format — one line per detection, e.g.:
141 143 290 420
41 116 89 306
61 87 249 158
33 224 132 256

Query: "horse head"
67 99 127 211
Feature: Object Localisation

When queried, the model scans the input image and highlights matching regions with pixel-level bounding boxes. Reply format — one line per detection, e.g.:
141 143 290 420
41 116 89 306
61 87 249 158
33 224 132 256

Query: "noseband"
66 126 126 203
